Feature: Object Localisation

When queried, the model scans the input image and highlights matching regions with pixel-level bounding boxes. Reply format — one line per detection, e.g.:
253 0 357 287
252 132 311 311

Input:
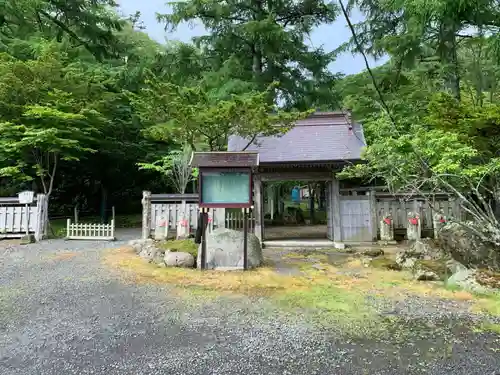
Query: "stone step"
263 240 344 249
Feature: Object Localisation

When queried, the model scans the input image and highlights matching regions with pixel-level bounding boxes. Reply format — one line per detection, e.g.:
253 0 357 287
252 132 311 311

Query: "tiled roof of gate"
227 112 366 163
190 151 259 167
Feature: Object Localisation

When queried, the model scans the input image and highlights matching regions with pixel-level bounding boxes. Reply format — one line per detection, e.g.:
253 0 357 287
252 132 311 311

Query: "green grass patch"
474 321 500 334
476 293 500 316
173 285 222 301
157 239 198 258
370 257 402 271
282 251 330 262
106 245 498 337
444 282 500 316
274 284 378 332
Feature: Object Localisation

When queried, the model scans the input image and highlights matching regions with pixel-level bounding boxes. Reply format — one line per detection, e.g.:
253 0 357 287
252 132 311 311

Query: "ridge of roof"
227 111 366 163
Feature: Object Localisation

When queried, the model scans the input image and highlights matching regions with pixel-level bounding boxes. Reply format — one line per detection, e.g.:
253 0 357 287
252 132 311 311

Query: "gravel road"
1 231 499 375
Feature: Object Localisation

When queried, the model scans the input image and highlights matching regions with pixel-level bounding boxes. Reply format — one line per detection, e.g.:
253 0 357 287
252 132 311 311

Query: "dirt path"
0 236 499 375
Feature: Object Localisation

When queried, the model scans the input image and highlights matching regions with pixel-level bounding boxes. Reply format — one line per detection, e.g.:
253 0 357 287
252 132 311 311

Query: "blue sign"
291 187 300 203
200 171 252 207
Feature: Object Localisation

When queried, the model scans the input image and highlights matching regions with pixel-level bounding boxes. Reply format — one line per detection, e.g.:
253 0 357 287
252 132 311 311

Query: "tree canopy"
0 0 499 241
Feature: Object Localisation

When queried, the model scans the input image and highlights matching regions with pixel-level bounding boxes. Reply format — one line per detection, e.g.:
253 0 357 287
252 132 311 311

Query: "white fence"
142 192 256 239
66 218 115 240
0 194 48 241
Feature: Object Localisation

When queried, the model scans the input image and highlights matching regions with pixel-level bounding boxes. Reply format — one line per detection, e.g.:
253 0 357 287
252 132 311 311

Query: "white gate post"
142 191 152 240
34 194 47 241
331 177 343 247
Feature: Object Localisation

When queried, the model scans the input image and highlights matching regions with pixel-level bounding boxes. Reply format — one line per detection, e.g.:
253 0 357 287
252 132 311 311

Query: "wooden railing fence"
142 191 463 240
142 192 256 239
0 194 48 241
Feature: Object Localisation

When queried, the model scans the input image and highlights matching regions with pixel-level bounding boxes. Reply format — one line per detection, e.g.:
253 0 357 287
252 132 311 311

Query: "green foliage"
0 47 101 194
157 239 198 259
0 0 125 60
138 145 198 194
347 0 500 100
159 0 342 109
131 80 312 151
0 0 317 216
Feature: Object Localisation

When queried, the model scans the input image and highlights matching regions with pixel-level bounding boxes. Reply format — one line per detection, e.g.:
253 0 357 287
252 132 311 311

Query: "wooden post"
66 218 71 238
319 182 326 210
74 205 78 224
266 184 275 220
326 181 333 240
164 208 170 238
200 207 208 270
141 191 152 240
331 177 342 244
369 190 378 241
243 208 248 270
450 197 460 221
273 185 279 218
278 185 284 215
253 175 263 243
213 207 226 229
308 184 315 224
24 203 30 236
110 219 115 240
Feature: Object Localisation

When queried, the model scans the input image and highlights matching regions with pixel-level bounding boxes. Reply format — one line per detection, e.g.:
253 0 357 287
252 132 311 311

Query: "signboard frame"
18 190 35 204
198 167 253 209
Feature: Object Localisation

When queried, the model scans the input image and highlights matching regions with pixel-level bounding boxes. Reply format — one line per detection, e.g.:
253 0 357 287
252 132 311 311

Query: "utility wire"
338 0 398 129
337 0 500 232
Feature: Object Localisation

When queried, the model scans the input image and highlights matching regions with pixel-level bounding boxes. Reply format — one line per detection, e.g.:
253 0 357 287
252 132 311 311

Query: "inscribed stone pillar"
176 200 189 240
142 191 152 240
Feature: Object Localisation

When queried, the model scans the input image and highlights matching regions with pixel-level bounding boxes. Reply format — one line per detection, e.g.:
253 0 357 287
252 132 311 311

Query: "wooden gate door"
340 196 373 242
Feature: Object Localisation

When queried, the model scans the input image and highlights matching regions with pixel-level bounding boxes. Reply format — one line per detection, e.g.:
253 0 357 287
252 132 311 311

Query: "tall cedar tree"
159 0 341 110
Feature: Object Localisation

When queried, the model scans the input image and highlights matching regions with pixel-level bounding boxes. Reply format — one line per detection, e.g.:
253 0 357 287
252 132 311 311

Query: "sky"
117 0 387 76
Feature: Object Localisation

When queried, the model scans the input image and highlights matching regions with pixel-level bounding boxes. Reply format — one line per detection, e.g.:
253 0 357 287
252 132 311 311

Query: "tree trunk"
100 184 108 223
439 21 461 100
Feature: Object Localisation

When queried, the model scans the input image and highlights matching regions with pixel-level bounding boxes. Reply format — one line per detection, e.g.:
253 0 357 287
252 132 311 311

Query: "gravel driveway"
1 231 499 375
